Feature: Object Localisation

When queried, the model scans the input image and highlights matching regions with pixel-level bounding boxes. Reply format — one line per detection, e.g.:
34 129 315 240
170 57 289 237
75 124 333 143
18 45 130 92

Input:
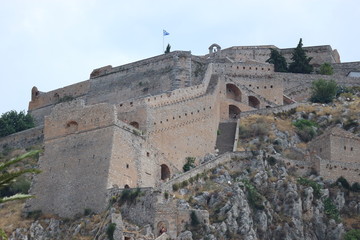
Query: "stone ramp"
216 121 237 154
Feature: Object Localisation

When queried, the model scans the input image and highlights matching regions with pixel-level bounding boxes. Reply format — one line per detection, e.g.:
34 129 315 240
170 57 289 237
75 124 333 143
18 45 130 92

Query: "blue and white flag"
163 30 170 36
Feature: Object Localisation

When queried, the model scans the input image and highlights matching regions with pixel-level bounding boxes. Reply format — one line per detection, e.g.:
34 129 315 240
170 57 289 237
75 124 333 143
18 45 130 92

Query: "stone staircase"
216 121 237 154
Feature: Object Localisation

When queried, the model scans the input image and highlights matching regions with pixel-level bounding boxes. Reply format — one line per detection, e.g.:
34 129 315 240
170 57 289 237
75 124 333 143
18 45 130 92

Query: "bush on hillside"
310 79 337 103
293 119 318 142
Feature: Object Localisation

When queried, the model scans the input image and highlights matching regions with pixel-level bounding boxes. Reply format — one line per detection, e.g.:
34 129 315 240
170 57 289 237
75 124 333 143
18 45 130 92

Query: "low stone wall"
162 152 253 192
319 159 360 183
0 126 44 151
239 102 301 118
273 155 313 176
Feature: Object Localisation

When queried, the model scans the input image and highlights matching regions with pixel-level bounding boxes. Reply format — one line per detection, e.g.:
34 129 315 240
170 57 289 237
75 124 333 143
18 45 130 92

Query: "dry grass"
343 215 360 230
0 201 33 236
296 105 317 114
295 142 308 150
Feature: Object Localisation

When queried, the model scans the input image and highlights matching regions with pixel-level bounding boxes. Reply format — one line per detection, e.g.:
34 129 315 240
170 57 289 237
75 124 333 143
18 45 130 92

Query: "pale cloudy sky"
1 0 359 115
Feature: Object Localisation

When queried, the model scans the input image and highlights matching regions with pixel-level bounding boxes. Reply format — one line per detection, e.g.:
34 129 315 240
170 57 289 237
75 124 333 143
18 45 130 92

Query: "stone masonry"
15 43 360 218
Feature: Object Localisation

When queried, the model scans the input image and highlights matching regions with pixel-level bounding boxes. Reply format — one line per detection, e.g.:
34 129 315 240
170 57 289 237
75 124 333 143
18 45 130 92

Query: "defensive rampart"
279 45 340 65
281 72 360 102
332 61 360 77
0 126 44 151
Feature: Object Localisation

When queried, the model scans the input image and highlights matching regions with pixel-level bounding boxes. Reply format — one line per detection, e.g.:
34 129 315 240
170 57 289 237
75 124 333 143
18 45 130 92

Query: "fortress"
1 43 360 226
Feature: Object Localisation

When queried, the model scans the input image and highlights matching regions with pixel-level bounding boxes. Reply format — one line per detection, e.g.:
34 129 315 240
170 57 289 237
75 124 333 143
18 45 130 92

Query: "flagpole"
163 34 164 53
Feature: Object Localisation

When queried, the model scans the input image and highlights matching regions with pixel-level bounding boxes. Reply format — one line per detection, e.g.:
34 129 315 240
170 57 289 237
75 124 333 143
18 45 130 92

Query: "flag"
163 30 170 36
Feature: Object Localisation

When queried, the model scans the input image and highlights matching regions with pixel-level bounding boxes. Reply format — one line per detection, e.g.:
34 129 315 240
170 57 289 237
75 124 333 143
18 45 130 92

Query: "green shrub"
242 179 264 210
181 180 189 188
172 183 179 191
106 223 116 240
84 208 93 216
310 79 337 103
189 177 194 184
319 63 334 75
0 228 7 240
26 210 42 220
267 156 277 166
324 198 340 222
343 119 359 131
351 182 360 192
190 211 200 227
296 127 316 142
183 157 195 172
293 119 318 142
293 119 317 130
344 229 360 240
337 176 351 190
120 188 141 204
297 177 322 198
164 191 169 199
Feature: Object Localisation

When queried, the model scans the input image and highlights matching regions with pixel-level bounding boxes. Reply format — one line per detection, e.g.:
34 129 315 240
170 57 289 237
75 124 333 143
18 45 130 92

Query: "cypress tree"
289 38 314 74
266 48 288 72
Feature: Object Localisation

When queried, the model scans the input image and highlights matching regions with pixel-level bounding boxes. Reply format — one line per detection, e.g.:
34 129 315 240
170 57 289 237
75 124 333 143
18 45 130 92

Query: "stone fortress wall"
114 63 220 169
0 42 358 219
308 127 360 183
26 100 177 217
0 125 44 151
29 51 208 126
279 45 341 65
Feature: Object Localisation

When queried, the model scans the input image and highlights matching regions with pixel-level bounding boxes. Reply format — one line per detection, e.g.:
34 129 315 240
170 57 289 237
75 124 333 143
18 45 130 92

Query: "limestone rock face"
184 157 356 240
176 230 193 240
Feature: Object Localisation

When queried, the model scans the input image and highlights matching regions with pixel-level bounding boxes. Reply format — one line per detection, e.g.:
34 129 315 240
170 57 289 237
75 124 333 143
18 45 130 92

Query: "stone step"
216 122 237 154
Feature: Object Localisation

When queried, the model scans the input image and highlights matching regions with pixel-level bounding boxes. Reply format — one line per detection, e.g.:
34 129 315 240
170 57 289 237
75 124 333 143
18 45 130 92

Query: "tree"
0 110 35 137
310 79 338 103
266 48 288 72
164 44 171 54
288 38 314 74
319 62 334 75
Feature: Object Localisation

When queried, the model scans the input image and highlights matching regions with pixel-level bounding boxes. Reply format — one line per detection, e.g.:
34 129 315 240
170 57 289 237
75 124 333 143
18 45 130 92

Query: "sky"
1 0 359 115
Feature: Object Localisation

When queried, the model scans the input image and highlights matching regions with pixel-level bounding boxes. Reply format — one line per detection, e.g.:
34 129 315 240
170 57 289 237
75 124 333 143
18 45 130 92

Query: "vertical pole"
163 34 164 53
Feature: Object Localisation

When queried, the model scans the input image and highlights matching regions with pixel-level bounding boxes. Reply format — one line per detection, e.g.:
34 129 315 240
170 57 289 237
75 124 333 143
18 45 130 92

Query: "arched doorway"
229 105 241 119
130 121 139 129
226 84 242 102
124 184 130 189
160 164 170 180
248 96 260 109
